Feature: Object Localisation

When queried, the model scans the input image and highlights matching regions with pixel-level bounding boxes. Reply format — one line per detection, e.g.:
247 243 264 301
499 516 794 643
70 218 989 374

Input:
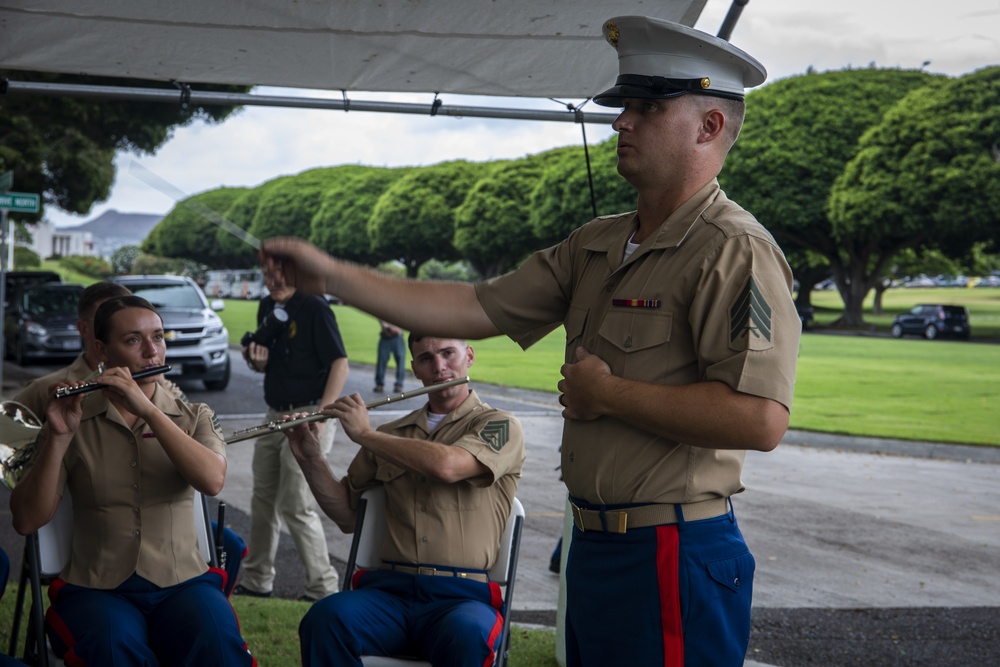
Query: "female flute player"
10 295 255 666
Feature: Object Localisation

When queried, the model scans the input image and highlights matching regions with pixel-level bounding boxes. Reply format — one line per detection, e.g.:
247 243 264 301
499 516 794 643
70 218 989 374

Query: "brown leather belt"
571 497 730 534
381 563 489 583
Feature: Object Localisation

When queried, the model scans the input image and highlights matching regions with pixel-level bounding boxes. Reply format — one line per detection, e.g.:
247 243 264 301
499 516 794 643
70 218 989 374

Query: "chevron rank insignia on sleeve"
480 420 510 452
729 276 774 351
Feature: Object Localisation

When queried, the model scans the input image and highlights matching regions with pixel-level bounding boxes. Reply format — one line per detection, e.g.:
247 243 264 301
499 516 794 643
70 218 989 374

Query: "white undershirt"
623 233 641 263
426 411 446 431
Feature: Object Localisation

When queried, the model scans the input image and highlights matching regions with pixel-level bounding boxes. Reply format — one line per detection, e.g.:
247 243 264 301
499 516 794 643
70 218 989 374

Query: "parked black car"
890 304 971 340
4 282 85 364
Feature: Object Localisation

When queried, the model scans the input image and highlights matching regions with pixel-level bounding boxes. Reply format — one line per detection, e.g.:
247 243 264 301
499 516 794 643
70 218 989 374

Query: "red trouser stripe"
656 524 684 666
481 609 504 667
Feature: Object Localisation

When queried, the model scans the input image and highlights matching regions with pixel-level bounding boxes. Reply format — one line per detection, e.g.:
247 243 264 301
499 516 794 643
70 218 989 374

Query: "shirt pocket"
597 309 673 382
432 483 482 512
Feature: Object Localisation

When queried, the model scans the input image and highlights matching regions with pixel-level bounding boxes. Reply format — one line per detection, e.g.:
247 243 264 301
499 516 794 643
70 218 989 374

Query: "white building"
26 221 93 258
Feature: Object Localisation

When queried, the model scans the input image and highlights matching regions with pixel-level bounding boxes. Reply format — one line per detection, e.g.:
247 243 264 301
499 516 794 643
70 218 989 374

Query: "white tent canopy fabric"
0 0 708 101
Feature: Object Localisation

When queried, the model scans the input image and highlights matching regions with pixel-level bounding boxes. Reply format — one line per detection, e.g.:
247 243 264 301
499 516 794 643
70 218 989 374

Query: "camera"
241 307 289 348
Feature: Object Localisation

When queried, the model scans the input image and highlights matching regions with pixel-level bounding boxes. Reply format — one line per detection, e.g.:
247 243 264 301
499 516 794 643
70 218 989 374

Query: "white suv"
109 275 231 390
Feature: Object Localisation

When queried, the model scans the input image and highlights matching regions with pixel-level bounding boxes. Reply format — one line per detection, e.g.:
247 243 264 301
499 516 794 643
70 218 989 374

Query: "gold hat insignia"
605 21 620 48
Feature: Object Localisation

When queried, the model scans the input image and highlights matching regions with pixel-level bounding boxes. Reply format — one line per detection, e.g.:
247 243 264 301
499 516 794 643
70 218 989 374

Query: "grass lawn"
219 291 999 447
810 286 1000 338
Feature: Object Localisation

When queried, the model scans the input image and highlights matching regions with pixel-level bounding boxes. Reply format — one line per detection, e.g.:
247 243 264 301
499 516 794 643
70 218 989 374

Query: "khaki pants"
240 404 339 599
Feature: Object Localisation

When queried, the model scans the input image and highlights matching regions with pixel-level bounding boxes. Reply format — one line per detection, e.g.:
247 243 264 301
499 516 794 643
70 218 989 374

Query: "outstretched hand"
260 237 331 296
557 347 613 421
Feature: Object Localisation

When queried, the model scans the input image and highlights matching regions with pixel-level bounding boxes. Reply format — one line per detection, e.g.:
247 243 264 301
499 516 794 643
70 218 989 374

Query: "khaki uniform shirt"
43 384 226 589
343 390 524 571
476 180 799 506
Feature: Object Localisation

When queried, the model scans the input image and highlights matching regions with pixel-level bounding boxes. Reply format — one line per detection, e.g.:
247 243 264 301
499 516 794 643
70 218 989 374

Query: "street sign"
0 171 12 192
0 191 40 213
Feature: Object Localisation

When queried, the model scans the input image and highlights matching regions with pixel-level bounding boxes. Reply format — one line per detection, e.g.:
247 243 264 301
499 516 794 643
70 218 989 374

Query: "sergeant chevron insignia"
480 420 510 452
729 276 774 351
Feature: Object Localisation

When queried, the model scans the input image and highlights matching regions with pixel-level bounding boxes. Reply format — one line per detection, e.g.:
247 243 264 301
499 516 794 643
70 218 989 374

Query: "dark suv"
890 304 970 340
109 275 231 390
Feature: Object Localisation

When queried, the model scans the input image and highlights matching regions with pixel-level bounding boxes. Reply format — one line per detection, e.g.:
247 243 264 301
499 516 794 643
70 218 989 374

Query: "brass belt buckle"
616 510 628 533
572 504 586 532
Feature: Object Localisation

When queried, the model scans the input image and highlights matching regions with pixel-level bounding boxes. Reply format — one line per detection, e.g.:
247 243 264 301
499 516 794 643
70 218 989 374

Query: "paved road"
3 351 999 666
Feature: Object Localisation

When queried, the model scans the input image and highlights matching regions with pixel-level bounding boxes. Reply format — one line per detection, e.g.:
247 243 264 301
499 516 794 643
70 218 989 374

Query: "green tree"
310 166 409 264
143 187 248 267
111 245 141 275
528 139 634 248
828 66 1000 325
248 168 337 242
368 161 487 277
720 67 939 323
453 160 545 278
214 178 294 268
0 72 247 219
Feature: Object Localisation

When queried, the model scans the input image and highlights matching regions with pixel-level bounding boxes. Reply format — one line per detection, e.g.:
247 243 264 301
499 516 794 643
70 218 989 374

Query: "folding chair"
343 486 525 667
8 491 218 667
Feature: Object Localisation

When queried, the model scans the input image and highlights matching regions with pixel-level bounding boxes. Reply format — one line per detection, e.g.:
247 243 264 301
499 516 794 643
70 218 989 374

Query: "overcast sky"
48 0 1000 228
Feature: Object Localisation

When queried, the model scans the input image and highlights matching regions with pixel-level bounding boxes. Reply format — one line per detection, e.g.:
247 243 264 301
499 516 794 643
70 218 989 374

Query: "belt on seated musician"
380 562 490 583
570 497 730 534
270 400 319 412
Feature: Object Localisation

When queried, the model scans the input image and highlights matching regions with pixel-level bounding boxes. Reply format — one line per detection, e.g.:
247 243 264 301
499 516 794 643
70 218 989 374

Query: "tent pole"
0 80 618 125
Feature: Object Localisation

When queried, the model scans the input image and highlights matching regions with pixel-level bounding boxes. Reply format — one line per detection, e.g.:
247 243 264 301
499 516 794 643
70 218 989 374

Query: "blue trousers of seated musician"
300 570 504 667
45 571 255 666
564 501 754 667
213 521 248 598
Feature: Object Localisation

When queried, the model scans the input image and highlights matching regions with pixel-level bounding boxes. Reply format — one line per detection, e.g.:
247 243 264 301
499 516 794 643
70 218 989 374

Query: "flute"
54 365 173 399
226 376 470 444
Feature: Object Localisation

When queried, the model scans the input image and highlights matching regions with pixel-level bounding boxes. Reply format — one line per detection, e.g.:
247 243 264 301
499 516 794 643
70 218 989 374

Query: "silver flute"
226 376 470 444
54 365 173 398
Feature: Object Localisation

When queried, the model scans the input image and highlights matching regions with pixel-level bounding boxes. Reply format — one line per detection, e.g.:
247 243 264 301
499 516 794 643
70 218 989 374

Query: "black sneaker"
233 584 274 598
374 385 384 393
394 384 404 393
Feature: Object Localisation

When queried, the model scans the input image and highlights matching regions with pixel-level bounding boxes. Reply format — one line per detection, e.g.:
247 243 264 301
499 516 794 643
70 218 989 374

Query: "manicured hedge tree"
368 160 489 277
828 65 1000 324
247 167 345 246
719 67 939 324
527 138 633 249
214 178 294 268
142 187 249 268
453 158 549 278
310 165 411 264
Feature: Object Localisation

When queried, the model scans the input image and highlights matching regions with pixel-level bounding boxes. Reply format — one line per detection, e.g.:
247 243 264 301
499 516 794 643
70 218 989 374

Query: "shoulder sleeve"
191 403 227 457
690 233 800 409
475 244 572 350
451 411 525 488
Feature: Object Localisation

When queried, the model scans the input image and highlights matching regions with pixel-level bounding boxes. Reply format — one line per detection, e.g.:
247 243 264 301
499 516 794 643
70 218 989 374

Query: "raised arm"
262 237 501 340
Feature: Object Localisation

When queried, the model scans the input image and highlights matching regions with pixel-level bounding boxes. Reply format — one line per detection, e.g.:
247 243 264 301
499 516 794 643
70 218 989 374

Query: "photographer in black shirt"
236 264 348 601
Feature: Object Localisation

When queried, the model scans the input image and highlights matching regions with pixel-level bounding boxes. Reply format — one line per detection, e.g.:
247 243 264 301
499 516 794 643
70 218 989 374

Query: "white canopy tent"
0 0 752 389
0 0 736 122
